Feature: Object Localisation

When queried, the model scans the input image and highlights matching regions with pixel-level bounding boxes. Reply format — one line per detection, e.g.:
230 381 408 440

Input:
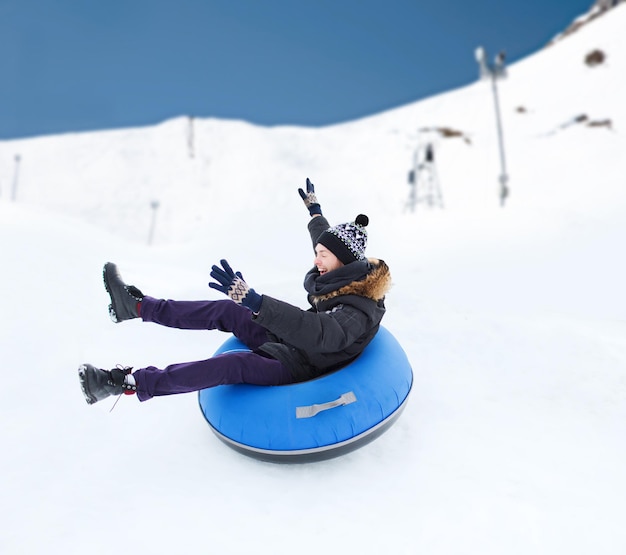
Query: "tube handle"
295 391 357 419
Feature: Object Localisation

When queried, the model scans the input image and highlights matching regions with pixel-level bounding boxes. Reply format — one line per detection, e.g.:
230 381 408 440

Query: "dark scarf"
303 260 372 298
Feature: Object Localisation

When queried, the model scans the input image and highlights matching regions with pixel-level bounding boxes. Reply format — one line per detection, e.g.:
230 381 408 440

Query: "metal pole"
188 116 195 159
12 154 21 202
490 74 509 206
148 200 160 245
475 47 510 206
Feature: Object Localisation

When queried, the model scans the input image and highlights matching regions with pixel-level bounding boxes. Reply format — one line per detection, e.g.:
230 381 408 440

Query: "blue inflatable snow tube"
198 326 413 463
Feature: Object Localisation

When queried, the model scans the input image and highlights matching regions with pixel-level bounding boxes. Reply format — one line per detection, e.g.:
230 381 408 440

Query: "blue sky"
1 0 593 139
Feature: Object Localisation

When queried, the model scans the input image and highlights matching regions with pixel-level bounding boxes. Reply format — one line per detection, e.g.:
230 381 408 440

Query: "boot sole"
103 262 140 323
103 263 119 323
103 262 128 323
78 364 97 405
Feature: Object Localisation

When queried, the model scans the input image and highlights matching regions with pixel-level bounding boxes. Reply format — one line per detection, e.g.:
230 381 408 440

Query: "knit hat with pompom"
317 214 369 265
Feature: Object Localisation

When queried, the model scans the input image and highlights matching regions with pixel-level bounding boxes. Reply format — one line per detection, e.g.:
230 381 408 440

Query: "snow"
1 5 626 554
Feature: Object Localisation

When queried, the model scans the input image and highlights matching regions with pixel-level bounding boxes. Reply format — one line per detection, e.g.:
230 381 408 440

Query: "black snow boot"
78 364 136 405
103 262 144 323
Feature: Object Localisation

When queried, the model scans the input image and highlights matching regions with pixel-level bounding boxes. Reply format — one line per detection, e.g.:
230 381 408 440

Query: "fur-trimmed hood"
305 258 391 305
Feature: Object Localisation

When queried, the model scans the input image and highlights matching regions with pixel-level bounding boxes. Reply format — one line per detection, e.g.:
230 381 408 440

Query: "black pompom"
355 214 369 227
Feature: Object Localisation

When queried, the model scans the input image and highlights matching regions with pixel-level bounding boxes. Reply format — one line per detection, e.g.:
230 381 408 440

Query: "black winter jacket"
252 216 391 381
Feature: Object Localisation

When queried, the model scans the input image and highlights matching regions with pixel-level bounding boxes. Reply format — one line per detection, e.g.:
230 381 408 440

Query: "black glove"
209 259 263 313
298 177 322 216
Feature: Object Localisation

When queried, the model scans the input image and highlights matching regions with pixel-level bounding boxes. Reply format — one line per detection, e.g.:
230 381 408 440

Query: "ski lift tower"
475 47 509 206
406 132 443 212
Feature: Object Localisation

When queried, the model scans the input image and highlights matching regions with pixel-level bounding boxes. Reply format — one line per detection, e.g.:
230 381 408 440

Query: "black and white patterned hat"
317 214 369 265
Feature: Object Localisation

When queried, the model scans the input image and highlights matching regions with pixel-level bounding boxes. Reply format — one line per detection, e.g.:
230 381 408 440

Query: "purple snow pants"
132 297 294 401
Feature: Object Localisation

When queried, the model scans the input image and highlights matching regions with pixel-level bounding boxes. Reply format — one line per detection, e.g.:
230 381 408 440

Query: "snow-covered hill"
1 4 625 555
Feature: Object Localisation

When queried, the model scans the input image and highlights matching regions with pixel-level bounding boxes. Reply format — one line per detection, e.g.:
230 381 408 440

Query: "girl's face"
314 244 343 275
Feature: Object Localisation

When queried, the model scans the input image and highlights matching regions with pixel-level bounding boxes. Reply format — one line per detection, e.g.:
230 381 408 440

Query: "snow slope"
1 5 626 554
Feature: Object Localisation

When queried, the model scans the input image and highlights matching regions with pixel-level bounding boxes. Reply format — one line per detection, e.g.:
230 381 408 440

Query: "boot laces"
109 365 135 412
